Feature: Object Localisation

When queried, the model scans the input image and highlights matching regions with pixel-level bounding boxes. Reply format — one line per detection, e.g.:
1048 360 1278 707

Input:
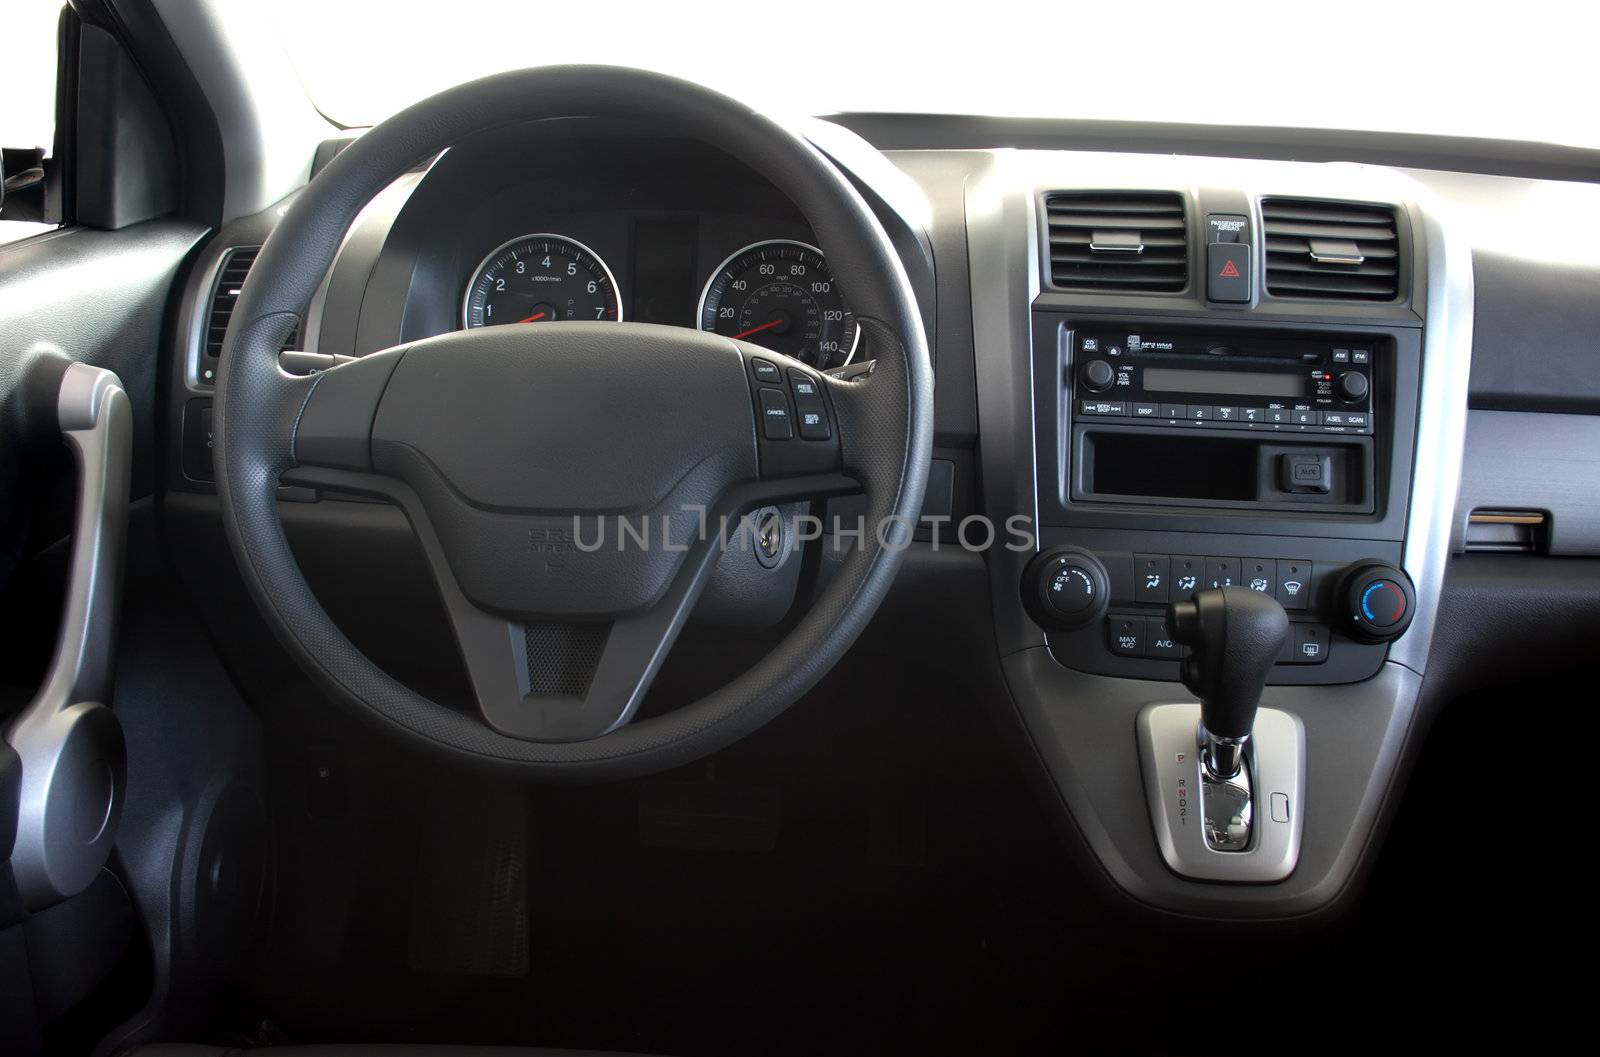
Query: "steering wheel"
214 67 932 780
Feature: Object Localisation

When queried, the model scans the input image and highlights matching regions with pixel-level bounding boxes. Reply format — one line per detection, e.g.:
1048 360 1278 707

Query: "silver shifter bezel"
1137 703 1305 883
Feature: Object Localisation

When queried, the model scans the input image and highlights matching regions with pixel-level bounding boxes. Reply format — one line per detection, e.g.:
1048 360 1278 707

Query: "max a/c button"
758 388 793 439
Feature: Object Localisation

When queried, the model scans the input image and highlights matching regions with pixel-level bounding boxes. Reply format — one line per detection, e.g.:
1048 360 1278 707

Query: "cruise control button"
1107 617 1143 657
752 358 783 384
758 388 793 439
788 369 831 440
1134 554 1171 603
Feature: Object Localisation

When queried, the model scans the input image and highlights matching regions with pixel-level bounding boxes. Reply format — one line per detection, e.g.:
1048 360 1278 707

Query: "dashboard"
158 112 1600 926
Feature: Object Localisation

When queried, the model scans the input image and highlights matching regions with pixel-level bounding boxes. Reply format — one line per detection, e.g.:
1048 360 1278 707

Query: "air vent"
1043 192 1189 293
202 246 299 362
1262 199 1400 302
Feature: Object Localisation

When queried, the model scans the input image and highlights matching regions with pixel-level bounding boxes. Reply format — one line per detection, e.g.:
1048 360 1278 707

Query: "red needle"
730 318 782 341
517 311 548 323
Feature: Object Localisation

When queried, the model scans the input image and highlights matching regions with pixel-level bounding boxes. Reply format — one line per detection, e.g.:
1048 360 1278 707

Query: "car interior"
2 2 1595 1054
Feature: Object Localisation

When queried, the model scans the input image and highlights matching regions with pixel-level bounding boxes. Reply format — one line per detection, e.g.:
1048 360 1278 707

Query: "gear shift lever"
1168 587 1290 780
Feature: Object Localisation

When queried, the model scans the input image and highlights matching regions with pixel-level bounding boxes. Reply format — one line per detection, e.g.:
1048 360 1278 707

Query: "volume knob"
1080 359 1116 393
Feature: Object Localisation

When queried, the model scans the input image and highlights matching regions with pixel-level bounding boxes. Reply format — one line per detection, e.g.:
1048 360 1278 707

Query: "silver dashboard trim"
1390 197 1474 674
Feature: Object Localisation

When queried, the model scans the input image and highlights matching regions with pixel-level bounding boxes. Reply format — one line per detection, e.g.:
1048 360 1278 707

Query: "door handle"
4 361 130 910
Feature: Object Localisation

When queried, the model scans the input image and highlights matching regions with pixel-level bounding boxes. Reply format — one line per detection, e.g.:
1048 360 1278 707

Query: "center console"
964 150 1472 920
1030 314 1422 688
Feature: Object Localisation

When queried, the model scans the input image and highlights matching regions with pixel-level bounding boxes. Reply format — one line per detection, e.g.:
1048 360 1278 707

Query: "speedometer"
462 233 622 329
697 240 859 369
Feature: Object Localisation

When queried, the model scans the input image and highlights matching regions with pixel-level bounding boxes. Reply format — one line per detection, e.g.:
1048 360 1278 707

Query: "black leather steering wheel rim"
214 66 933 780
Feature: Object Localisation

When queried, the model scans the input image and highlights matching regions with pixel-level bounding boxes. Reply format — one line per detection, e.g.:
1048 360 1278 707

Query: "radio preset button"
1215 406 1238 422
1187 406 1213 421
1292 409 1316 426
1160 403 1187 420
1241 407 1263 423
1267 408 1290 424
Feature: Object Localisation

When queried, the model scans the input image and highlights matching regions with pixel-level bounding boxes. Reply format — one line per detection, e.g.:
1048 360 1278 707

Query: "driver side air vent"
1262 199 1400 301
203 246 300 361
1043 192 1189 293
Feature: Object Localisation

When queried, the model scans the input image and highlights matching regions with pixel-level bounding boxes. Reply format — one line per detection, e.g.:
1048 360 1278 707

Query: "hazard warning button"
1207 241 1251 303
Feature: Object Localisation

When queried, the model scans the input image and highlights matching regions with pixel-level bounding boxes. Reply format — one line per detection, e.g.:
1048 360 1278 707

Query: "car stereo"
1070 328 1374 435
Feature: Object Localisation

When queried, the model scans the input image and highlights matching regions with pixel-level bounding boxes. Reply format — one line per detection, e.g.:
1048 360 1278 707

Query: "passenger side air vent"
202 246 300 362
1043 192 1189 293
1262 199 1400 302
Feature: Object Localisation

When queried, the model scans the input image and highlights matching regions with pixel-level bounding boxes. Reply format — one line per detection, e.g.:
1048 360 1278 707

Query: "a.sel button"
1107 617 1143 656
759 388 793 439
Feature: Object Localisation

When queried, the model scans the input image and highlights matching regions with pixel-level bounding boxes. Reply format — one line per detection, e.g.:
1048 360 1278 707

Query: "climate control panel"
1024 534 1414 686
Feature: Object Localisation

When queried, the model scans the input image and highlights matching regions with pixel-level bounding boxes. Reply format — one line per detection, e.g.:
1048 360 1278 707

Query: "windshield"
271 0 1596 149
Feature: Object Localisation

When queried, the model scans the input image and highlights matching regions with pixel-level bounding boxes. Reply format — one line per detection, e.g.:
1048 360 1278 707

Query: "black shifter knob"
1168 587 1290 777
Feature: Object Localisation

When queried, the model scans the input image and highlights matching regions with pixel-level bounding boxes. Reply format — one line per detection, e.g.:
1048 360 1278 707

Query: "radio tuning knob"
1336 371 1369 402
1079 359 1116 393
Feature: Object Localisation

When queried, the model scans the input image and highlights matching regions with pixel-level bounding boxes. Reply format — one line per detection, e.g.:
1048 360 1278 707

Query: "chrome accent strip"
5 363 131 909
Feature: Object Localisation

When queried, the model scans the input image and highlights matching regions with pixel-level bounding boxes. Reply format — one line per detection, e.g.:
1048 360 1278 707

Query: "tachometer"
462 233 621 329
697 240 858 369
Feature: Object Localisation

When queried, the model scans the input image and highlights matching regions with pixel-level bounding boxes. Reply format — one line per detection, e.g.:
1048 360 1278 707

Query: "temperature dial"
1336 562 1415 643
